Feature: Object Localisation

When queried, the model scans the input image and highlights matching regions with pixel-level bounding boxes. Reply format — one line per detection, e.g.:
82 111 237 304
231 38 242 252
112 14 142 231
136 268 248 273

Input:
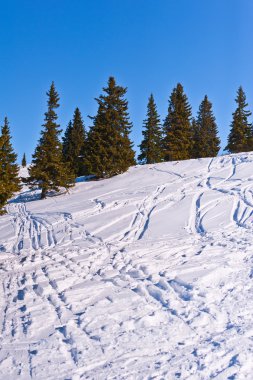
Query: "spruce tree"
0 117 21 214
191 118 200 159
226 87 252 153
22 153 27 167
193 96 220 158
62 108 86 176
86 77 135 178
28 82 75 199
62 120 73 160
138 94 163 164
163 83 192 161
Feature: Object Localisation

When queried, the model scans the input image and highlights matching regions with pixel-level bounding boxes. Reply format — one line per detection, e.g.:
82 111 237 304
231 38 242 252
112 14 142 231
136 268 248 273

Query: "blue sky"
1 0 253 162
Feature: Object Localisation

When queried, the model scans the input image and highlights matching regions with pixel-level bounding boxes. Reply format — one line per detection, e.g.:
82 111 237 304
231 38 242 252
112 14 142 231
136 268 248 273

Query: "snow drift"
1 153 253 379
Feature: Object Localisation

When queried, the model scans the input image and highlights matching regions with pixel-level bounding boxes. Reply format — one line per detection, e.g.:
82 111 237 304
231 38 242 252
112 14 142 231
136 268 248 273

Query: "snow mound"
1 153 253 379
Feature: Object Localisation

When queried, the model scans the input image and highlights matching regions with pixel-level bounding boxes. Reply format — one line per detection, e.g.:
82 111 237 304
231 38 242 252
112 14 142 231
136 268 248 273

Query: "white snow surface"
1 154 253 379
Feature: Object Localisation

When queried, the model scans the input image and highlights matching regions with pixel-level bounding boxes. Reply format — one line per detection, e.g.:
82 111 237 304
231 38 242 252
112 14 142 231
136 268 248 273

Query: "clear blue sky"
1 0 253 162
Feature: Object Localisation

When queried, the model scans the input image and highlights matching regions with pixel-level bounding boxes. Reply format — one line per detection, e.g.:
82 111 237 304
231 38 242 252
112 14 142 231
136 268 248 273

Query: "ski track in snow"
1 154 253 379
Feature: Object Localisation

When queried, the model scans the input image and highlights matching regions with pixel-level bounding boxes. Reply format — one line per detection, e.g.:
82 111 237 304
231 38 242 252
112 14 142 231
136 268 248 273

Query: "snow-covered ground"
1 154 253 379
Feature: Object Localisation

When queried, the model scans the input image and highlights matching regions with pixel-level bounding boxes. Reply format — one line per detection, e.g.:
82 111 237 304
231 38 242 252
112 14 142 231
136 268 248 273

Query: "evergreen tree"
62 108 86 176
62 120 73 161
193 96 220 158
191 118 200 159
28 82 75 199
226 87 252 153
22 153 27 167
86 77 135 178
0 117 21 214
138 94 163 164
163 83 192 161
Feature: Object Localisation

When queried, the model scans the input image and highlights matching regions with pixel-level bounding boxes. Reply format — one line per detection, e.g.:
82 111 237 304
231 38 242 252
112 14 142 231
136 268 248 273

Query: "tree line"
0 77 252 214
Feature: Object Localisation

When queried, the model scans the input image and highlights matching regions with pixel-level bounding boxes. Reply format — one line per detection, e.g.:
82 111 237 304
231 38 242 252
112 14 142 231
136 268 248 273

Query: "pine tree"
226 87 252 153
28 82 75 199
62 120 73 161
22 153 27 167
0 117 21 214
193 96 220 158
191 118 200 159
86 77 135 178
62 108 86 176
163 83 192 161
138 94 163 164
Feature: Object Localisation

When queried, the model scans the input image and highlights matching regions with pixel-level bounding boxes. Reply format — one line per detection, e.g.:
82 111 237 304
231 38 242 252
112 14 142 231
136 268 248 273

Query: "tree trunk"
41 187 47 199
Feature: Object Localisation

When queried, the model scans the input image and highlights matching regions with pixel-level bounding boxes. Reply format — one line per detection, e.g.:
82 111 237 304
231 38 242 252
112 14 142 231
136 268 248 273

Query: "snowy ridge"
1 153 253 379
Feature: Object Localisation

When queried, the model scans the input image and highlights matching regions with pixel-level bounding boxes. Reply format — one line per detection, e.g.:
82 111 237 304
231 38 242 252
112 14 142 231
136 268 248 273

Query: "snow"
1 153 253 379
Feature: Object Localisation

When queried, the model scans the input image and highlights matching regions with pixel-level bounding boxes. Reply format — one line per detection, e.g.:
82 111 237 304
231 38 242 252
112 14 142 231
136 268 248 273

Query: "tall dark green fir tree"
191 118 200 159
226 87 252 153
28 82 75 199
138 94 163 164
86 76 135 178
193 96 220 158
0 117 21 214
62 108 86 176
62 120 72 163
163 83 192 161
22 153 27 167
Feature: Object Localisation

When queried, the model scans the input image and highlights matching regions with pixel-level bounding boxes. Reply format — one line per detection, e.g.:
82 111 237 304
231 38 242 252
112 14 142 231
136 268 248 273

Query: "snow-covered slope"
1 154 253 379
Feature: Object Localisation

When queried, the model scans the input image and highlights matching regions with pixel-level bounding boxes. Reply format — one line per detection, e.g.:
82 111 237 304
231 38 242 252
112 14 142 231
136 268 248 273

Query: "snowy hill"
1 153 253 379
